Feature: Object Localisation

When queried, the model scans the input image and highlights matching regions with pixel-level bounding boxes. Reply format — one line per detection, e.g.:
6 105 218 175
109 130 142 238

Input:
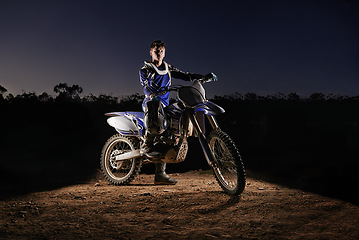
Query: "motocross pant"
143 98 165 135
143 98 166 143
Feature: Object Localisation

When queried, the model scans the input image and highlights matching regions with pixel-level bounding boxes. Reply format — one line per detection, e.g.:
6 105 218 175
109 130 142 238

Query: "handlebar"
153 72 218 96
202 72 218 83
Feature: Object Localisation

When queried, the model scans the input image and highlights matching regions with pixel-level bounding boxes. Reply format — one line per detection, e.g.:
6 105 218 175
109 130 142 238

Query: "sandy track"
1 171 358 240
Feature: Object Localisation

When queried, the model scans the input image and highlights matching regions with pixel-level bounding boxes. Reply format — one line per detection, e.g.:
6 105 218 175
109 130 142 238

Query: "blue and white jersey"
139 61 203 107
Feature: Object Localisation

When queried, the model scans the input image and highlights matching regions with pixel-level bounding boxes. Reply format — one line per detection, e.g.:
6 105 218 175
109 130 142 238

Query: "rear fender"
194 101 225 116
106 112 144 136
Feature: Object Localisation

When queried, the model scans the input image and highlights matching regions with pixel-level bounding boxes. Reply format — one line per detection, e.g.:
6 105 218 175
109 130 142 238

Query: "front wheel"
100 134 142 185
207 129 246 195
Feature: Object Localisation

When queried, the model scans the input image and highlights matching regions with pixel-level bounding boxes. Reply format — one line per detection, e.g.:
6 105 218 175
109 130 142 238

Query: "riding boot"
141 132 159 158
154 163 178 185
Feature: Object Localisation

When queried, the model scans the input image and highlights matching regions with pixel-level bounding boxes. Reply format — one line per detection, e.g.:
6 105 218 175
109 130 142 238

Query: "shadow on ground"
1 137 358 206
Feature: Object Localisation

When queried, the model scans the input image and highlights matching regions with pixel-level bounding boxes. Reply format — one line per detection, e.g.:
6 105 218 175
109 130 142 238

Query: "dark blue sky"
0 0 358 98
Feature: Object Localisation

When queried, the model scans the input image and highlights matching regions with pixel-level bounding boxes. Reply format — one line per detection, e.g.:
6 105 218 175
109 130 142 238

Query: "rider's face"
150 46 166 63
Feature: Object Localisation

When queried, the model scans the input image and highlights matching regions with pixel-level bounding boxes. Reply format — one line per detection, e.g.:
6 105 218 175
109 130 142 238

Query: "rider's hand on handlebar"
202 72 218 83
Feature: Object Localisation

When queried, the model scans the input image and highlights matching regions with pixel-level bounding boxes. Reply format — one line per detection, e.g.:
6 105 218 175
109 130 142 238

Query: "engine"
162 138 188 163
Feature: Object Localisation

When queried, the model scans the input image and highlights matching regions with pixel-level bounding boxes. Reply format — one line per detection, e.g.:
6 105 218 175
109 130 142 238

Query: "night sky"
1 0 358 98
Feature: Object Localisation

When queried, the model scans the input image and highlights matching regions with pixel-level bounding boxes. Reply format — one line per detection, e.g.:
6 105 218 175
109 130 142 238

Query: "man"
139 40 207 185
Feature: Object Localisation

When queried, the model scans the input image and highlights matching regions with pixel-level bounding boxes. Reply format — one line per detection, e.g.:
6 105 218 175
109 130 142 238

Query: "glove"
203 72 218 83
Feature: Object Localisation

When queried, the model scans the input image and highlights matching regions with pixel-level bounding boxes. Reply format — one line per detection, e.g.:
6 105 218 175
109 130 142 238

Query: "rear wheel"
100 134 142 185
207 129 246 195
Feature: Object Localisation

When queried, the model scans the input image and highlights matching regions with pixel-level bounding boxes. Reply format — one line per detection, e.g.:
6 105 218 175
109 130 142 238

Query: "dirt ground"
0 170 358 240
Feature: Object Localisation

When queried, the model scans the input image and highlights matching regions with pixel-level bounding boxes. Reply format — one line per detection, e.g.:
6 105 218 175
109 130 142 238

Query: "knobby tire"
100 134 142 185
207 129 246 195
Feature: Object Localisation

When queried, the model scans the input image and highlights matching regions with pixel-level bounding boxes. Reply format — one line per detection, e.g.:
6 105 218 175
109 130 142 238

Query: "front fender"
194 101 225 116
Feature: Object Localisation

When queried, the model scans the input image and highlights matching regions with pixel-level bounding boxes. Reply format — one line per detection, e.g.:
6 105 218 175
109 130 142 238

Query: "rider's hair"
150 40 166 50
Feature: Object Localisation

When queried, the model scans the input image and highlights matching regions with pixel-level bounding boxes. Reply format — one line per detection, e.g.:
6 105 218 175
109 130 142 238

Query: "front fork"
187 111 219 167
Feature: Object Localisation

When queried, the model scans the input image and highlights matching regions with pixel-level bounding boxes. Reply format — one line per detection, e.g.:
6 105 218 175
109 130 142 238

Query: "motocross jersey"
139 61 203 107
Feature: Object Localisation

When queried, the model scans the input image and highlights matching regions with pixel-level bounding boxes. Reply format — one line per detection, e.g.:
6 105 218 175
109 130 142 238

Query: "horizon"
1 82 358 100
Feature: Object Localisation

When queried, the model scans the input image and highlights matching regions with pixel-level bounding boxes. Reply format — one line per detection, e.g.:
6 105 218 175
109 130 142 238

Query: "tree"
38 92 53 102
0 85 7 98
244 92 258 101
54 83 83 101
309 92 326 101
288 92 300 101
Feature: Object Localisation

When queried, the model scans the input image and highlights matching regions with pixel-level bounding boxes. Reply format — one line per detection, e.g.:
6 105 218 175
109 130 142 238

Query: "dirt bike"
100 78 246 195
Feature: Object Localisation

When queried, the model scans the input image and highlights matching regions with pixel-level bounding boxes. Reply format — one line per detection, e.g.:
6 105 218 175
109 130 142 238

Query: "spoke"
106 139 134 180
210 136 238 190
